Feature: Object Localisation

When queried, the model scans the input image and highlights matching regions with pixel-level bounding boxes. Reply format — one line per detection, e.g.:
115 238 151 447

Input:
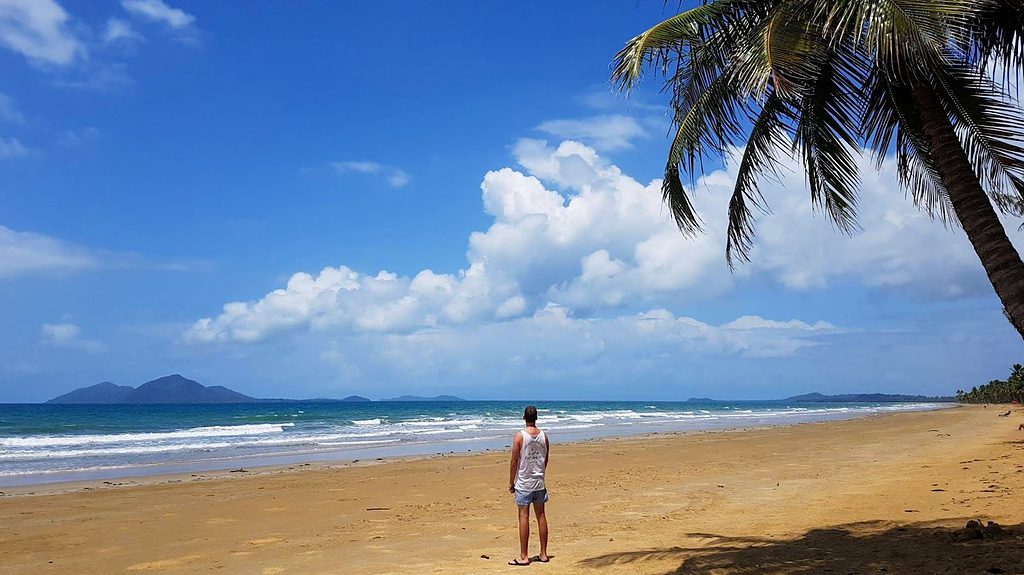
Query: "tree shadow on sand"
578 520 1024 574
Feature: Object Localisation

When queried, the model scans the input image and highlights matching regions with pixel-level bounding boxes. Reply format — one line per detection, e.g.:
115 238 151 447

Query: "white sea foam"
0 424 292 448
0 442 235 460
0 402 954 486
318 439 401 446
402 418 482 427
547 424 602 430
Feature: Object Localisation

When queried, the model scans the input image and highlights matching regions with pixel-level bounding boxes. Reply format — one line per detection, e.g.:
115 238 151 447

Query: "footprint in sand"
248 537 284 546
127 555 203 571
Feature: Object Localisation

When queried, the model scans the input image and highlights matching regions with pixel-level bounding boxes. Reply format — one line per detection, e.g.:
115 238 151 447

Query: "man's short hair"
524 405 538 423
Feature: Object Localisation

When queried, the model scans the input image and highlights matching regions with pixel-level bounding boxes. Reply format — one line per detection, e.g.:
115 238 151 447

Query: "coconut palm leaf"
726 91 791 266
964 0 1024 87
792 48 864 233
864 70 956 221
820 0 966 81
614 0 1024 338
929 63 1024 202
613 0 745 94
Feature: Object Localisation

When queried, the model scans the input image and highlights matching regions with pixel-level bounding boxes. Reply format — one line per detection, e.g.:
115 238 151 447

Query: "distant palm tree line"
613 0 1024 339
956 364 1024 403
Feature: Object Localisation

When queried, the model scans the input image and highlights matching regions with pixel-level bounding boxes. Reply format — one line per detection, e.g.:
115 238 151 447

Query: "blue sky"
1 0 1021 402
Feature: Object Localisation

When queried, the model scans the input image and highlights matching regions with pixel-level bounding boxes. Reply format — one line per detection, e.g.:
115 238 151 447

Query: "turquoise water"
0 400 950 486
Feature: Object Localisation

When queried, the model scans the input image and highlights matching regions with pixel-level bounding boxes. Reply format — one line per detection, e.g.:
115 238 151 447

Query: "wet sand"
2 405 1023 574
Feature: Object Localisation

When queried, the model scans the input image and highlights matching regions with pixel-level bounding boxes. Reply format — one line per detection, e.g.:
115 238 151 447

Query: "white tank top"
515 429 547 492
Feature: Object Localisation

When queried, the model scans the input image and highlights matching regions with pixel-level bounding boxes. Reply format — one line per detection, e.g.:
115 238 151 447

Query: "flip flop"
530 556 550 563
508 558 530 566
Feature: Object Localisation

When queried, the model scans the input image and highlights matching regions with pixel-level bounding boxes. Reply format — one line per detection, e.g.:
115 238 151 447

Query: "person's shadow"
578 519 1023 574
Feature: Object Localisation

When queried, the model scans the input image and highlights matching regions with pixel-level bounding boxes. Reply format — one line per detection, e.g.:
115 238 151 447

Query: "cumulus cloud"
332 160 411 188
121 0 194 30
40 322 104 352
535 114 646 151
188 136 1019 351
0 0 83 66
370 307 842 378
745 153 1023 296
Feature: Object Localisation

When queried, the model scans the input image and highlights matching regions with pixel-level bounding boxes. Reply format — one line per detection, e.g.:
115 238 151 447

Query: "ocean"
0 400 952 486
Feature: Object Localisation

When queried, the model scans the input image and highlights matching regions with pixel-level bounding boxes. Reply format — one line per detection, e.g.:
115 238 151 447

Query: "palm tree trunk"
913 86 1024 340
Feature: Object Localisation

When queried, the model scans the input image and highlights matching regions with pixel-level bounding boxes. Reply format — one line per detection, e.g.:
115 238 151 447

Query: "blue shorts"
514 488 549 506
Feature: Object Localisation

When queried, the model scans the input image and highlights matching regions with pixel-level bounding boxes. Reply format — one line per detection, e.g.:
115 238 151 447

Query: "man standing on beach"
509 405 550 566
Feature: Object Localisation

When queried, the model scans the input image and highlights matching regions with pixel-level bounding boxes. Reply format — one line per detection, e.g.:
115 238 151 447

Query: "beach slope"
1 406 1022 574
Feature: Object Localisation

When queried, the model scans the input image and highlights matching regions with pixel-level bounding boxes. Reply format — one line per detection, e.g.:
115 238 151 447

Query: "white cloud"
0 91 23 123
52 62 134 91
121 0 194 30
744 153 1022 296
0 225 99 277
0 224 204 278
332 160 411 188
0 0 83 66
0 136 29 158
56 126 99 147
188 136 1018 349
535 114 646 151
40 322 104 352
103 17 142 44
305 307 845 397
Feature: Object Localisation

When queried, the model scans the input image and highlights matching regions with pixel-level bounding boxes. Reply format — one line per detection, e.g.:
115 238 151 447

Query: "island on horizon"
45 374 953 405
44 374 467 404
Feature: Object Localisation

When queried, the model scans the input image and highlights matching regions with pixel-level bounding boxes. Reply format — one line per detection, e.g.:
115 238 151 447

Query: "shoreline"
0 401 953 489
0 405 954 496
2 405 1022 574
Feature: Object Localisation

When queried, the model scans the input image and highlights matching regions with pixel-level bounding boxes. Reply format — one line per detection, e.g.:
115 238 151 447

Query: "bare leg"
534 502 549 561
517 504 531 562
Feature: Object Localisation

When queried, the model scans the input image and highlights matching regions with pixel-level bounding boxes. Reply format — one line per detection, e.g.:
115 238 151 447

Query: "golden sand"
2 406 1023 574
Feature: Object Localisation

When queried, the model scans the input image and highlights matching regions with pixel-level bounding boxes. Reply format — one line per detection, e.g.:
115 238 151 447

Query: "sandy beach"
2 405 1023 574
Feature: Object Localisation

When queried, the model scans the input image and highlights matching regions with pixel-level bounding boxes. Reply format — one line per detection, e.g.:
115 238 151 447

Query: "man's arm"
544 433 550 469
508 431 522 493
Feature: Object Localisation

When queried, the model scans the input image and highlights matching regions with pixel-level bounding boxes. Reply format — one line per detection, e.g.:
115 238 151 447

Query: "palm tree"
612 0 1024 338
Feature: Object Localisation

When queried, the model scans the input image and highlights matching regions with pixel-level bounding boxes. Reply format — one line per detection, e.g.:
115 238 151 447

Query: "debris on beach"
953 519 1006 541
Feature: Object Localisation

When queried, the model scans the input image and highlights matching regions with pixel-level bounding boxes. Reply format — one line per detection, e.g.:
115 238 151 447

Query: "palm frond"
820 0 968 82
612 0 742 94
965 0 1024 92
792 48 865 234
929 62 1024 205
726 92 792 267
666 72 748 178
661 163 704 236
864 70 956 222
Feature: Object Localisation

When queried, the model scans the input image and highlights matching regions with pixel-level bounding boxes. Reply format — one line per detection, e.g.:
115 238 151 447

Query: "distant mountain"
47 376 465 404
341 395 372 402
383 394 465 402
48 381 136 404
785 392 956 403
47 374 258 404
